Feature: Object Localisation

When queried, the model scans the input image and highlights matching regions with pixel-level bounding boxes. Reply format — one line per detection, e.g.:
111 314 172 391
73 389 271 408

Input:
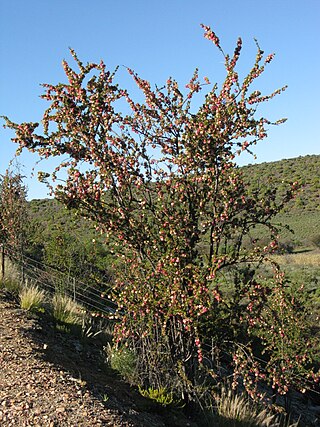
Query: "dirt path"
0 291 175 426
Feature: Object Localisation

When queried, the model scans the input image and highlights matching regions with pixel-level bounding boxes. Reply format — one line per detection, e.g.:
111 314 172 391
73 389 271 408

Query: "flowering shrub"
2 26 318 403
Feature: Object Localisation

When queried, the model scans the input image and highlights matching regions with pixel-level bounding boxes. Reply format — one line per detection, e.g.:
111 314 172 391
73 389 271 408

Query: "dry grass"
272 250 320 267
213 386 299 427
0 259 22 294
19 284 46 312
52 293 84 325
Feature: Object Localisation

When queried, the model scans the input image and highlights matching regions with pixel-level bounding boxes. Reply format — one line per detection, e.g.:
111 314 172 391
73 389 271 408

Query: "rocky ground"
0 290 194 427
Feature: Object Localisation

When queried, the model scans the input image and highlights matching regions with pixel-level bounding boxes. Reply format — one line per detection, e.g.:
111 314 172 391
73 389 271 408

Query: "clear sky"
1 0 319 200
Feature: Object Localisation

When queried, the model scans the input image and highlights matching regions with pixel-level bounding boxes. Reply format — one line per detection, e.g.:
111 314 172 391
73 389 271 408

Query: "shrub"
311 234 320 248
277 240 295 254
3 24 318 406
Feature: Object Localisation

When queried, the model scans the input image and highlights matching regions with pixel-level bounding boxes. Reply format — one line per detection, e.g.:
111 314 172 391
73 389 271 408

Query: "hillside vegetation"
28 154 320 252
241 154 320 248
242 154 320 213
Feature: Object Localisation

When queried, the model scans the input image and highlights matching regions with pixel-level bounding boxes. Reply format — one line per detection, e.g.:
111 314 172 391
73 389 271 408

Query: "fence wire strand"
1 244 117 316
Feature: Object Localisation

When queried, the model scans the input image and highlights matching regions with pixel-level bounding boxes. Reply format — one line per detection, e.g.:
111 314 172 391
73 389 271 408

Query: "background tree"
3 26 318 403
25 198 113 285
0 168 28 254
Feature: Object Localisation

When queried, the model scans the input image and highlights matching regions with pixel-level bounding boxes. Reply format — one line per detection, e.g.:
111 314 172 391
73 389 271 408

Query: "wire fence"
0 244 117 317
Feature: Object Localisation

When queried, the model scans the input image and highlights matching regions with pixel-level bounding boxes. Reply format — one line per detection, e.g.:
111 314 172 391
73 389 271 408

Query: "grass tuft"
52 293 84 326
107 345 138 384
0 260 22 295
19 284 46 312
213 386 299 427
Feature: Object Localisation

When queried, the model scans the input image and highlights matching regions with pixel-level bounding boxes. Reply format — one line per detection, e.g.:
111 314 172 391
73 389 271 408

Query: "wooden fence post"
1 245 5 281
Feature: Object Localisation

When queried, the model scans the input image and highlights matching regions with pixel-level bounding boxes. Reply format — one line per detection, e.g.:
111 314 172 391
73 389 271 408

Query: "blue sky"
1 0 319 200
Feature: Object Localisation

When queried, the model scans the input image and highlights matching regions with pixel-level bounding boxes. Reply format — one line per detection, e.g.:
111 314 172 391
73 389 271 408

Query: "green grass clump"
19 284 46 312
107 345 138 384
138 386 183 408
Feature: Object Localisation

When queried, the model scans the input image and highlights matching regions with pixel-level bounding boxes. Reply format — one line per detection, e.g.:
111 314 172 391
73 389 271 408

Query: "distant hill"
241 154 320 213
241 155 320 247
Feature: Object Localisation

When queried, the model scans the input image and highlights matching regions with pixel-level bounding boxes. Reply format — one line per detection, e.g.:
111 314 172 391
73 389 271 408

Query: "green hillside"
242 154 320 212
241 154 320 248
